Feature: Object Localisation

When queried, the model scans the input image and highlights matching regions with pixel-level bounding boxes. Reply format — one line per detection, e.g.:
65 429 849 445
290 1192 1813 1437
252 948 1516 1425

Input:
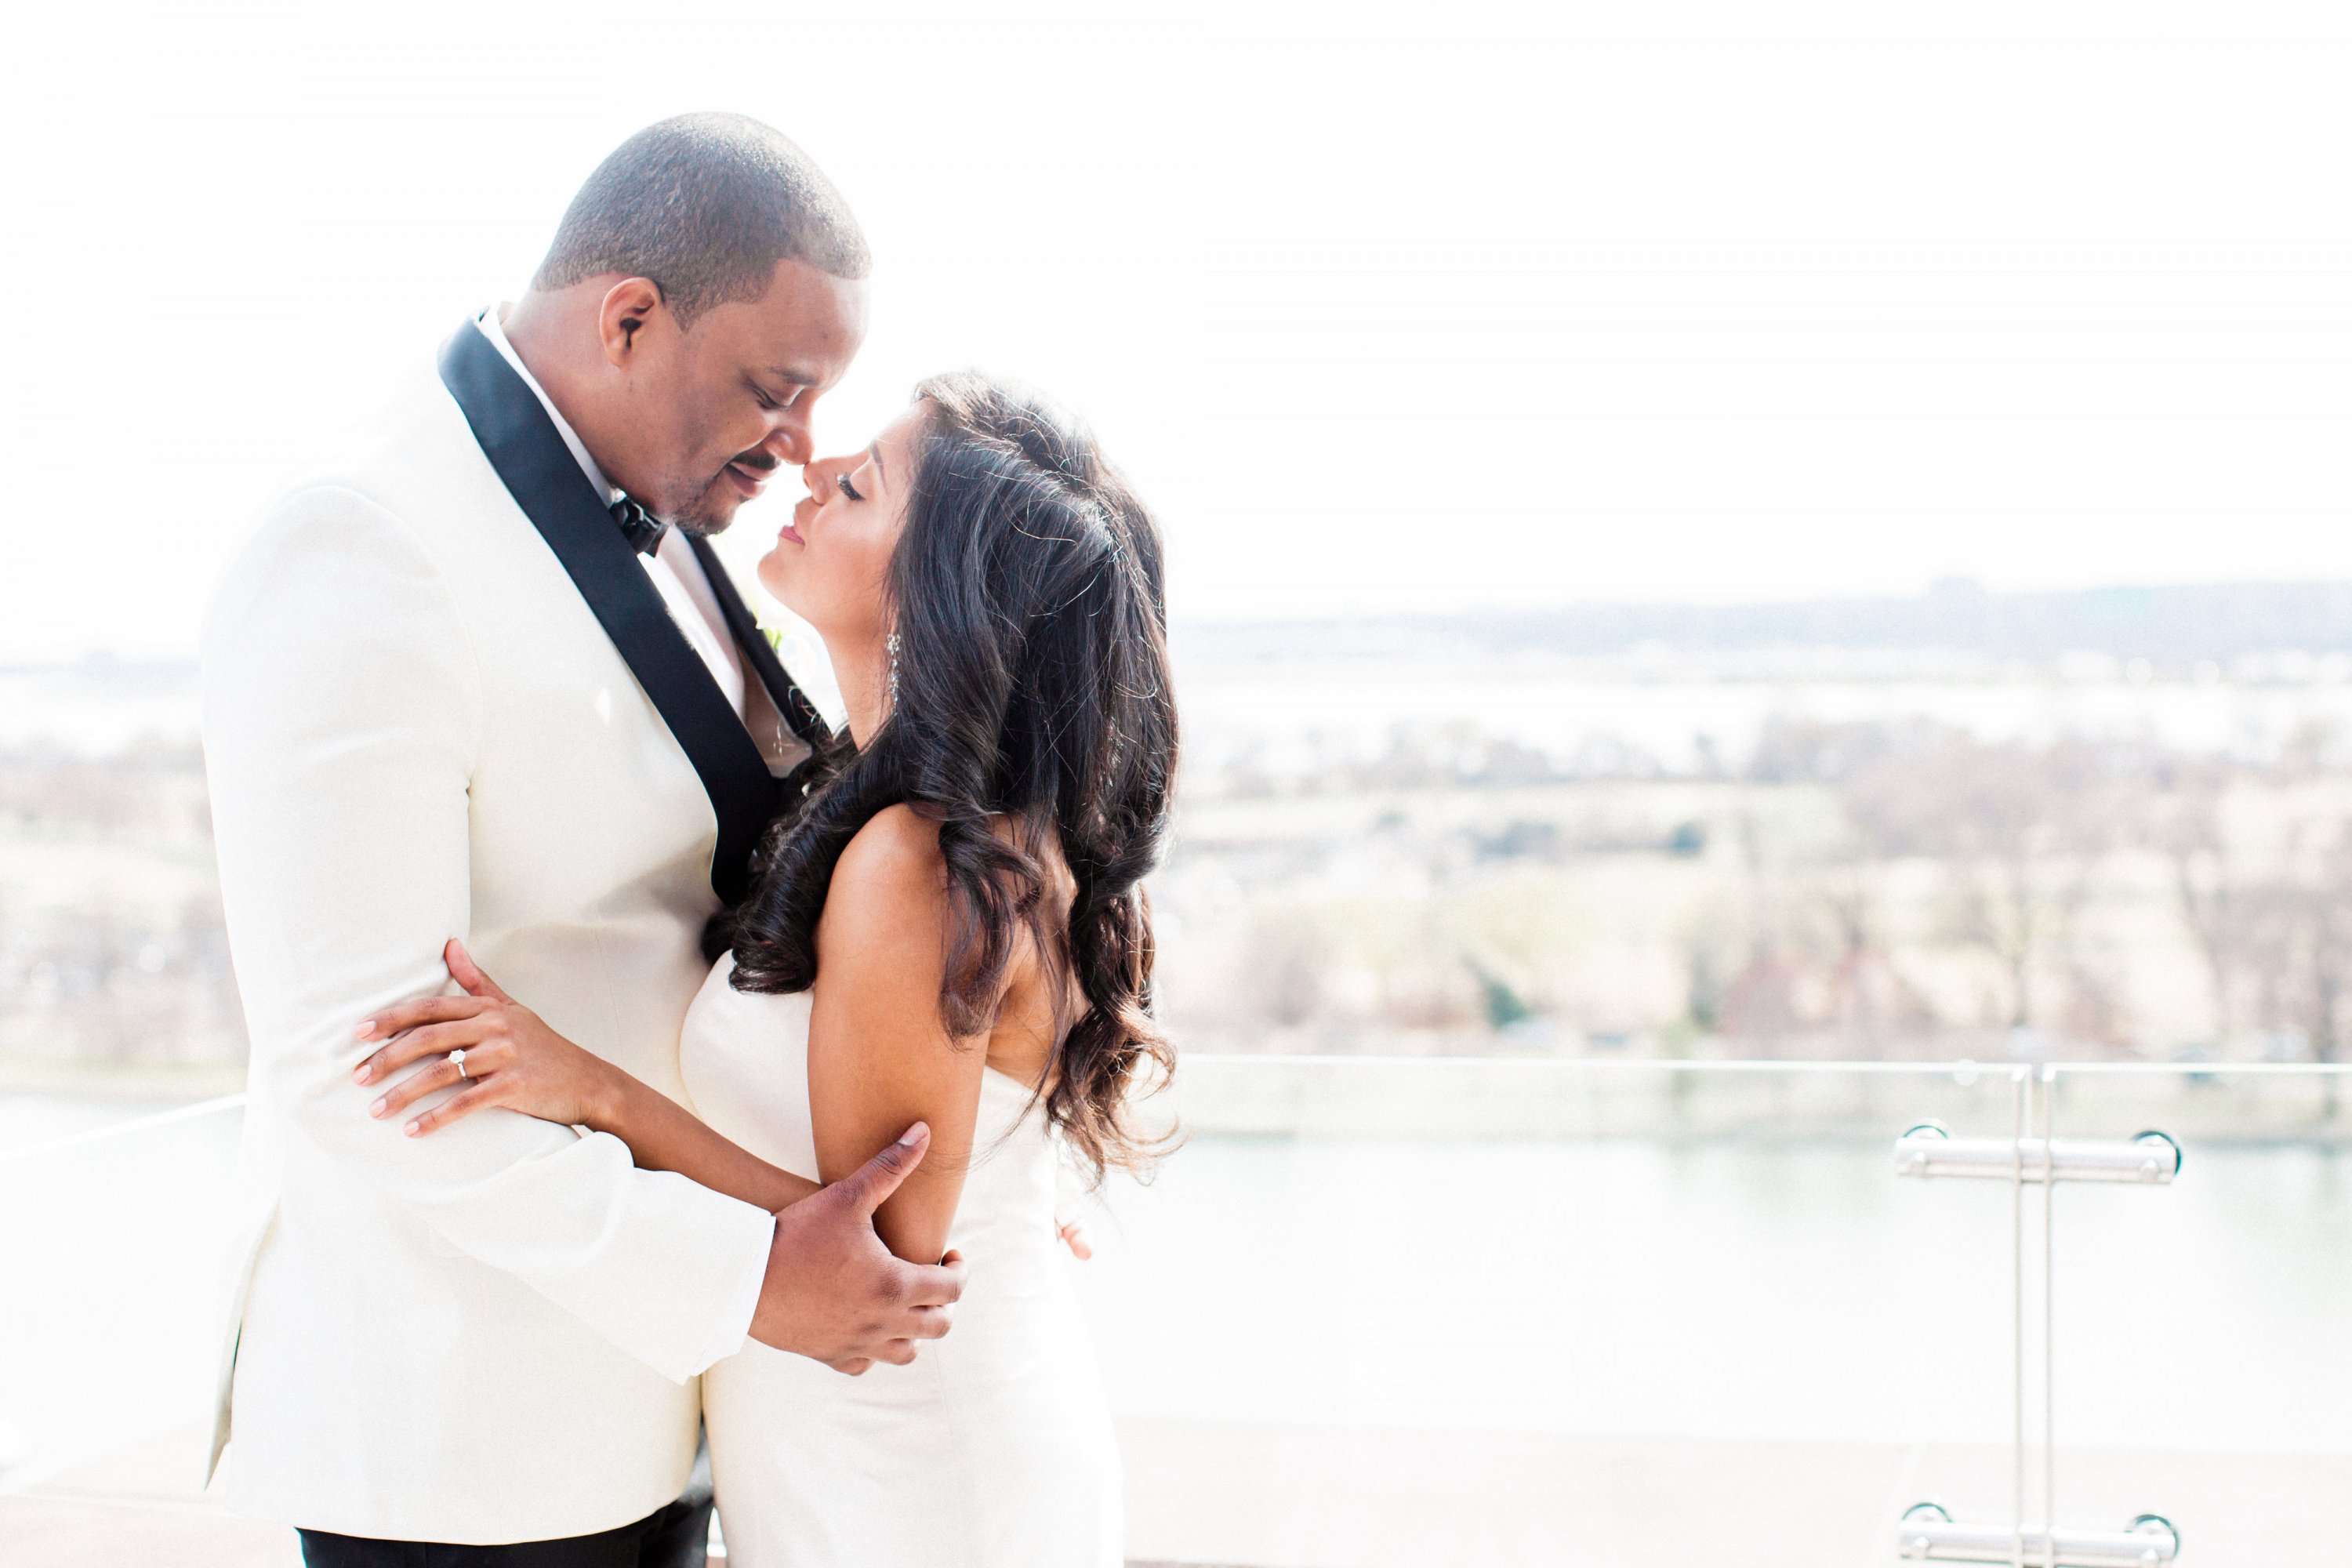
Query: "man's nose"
764 411 813 470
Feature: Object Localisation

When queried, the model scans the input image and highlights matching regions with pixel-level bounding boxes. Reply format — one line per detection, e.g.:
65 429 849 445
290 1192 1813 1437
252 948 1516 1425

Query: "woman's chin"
753 549 800 604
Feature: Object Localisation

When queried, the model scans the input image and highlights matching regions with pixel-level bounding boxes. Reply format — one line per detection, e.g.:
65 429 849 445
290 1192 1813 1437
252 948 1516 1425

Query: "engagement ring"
449 1049 469 1080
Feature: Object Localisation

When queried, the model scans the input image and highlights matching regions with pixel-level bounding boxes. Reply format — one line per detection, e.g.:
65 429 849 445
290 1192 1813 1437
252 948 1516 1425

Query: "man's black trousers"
296 1494 710 1568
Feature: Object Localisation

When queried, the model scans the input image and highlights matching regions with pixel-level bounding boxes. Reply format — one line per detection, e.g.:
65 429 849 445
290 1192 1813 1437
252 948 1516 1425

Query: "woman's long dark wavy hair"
716 372 1178 1181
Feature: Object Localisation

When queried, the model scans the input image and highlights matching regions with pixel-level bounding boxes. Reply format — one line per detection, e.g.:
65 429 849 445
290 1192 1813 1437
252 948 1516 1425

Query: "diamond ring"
450 1049 469 1080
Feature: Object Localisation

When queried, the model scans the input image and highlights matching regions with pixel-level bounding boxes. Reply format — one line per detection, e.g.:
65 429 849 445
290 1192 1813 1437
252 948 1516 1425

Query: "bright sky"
3 0 2347 661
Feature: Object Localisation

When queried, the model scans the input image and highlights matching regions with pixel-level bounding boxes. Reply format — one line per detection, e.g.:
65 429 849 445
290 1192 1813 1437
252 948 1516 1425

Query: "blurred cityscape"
0 660 241 1087
16 579 2352 1082
1164 581 2352 1063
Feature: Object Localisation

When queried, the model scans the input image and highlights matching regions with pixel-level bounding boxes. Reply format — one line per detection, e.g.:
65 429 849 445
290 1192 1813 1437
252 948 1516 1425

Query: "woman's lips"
779 495 815 545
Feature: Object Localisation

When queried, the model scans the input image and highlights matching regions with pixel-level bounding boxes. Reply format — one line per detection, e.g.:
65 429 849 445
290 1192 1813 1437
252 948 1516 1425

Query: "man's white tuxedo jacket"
201 329 808 1544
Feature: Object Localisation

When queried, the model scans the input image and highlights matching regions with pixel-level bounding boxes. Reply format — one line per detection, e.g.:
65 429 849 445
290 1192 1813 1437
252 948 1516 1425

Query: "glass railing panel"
1078 1057 2031 1568
0 1094 245 1493
2036 1064 2352 1564
12 1063 2342 1565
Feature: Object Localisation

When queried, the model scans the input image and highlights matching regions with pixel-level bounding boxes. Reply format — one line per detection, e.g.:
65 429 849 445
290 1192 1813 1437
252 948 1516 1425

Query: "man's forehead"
738 259 867 368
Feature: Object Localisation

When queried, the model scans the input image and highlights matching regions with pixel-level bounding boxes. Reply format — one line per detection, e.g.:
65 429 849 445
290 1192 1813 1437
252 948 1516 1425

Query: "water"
0 665 205 756
1178 660 2352 776
5 1087 2348 1488
1076 1131 2352 1457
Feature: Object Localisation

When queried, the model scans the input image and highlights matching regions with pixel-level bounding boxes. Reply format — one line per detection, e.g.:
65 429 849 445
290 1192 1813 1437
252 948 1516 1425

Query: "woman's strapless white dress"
677 952 1123 1568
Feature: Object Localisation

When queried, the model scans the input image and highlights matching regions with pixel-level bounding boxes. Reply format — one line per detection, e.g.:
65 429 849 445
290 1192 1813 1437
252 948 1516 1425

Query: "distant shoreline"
27 578 2352 674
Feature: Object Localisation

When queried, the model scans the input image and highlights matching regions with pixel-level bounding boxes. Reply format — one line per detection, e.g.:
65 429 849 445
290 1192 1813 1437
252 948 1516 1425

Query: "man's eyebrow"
764 365 820 385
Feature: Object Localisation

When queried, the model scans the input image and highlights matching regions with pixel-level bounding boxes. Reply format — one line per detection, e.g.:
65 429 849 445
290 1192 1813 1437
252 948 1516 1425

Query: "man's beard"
667 499 728 539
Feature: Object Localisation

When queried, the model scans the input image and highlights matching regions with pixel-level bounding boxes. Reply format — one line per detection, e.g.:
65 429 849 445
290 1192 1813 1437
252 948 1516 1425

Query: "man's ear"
596 277 668 367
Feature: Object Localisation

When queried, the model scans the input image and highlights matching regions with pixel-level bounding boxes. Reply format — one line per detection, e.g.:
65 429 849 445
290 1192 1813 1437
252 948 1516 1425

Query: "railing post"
1893 1066 2182 1566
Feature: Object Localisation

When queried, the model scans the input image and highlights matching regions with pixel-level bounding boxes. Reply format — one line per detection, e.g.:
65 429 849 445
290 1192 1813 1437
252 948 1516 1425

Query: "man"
202 114 961 1566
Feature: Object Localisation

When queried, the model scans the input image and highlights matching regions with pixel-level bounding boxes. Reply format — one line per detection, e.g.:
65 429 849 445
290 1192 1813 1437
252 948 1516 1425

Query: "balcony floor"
9 1417 2349 1566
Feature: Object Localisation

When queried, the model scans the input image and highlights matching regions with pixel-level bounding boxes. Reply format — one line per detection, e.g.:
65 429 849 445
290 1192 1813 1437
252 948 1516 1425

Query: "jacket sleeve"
201 485 774 1383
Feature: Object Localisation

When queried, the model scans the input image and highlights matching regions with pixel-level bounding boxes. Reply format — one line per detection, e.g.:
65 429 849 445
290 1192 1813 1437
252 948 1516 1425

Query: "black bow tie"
611 495 669 557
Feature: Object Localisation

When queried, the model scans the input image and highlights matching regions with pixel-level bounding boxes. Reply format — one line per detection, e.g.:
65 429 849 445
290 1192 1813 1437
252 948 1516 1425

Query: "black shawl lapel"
684 532 835 754
437 321 778 905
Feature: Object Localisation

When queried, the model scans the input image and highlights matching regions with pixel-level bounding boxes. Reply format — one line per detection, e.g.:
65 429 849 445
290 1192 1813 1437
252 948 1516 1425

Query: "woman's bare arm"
581 1067 819 1214
806 808 995 1265
354 938 820 1214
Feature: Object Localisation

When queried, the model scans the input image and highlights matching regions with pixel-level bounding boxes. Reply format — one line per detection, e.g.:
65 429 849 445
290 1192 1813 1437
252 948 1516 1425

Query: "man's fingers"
835 1123 931 1218
902 1254 967 1308
445 938 514 1004
902 1303 953 1341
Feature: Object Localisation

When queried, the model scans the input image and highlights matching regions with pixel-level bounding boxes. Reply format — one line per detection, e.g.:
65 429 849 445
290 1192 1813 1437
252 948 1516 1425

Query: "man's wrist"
746 1217 793 1349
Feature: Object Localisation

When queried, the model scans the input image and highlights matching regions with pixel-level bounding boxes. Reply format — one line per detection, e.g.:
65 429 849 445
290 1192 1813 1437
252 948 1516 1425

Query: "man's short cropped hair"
534 112 871 327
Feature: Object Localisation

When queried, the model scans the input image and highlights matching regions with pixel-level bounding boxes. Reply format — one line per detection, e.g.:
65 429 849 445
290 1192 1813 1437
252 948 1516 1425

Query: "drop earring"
886 633 901 710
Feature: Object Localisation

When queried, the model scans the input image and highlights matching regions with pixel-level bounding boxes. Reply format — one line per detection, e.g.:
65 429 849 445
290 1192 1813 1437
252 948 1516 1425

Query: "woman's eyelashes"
836 471 864 503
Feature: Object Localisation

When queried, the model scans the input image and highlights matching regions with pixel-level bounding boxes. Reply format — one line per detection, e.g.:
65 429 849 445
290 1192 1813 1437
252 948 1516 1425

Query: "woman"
348 372 1176 1566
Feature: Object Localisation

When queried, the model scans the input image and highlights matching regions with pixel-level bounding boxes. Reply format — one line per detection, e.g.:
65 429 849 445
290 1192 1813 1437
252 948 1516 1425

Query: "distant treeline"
1181 580 2352 666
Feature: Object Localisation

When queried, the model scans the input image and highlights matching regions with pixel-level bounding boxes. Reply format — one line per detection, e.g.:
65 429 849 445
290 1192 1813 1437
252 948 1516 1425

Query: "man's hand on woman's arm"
753 1123 967 1375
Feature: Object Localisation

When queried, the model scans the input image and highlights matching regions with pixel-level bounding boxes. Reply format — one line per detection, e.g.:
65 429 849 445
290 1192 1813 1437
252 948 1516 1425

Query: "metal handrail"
0 1092 247 1167
4 1054 2347 1166
1174 1054 2352 1075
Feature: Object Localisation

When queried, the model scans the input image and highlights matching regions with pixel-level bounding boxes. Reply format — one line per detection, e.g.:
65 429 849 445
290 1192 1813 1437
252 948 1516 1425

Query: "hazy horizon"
15 574 2352 662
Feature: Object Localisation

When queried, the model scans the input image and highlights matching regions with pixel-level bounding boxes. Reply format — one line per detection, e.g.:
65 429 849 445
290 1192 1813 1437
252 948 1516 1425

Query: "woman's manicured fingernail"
369 1096 388 1117
353 1064 372 1084
404 1120 422 1137
354 1022 376 1040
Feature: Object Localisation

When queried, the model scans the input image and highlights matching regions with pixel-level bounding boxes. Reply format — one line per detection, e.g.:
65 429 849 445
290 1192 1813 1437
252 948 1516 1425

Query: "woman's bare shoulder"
819 806 1061 994
820 805 949 949
835 803 945 883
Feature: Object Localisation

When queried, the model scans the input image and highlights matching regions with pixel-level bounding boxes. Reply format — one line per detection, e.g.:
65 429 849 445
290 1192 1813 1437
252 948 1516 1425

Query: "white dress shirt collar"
470 304 764 730
475 307 619 507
